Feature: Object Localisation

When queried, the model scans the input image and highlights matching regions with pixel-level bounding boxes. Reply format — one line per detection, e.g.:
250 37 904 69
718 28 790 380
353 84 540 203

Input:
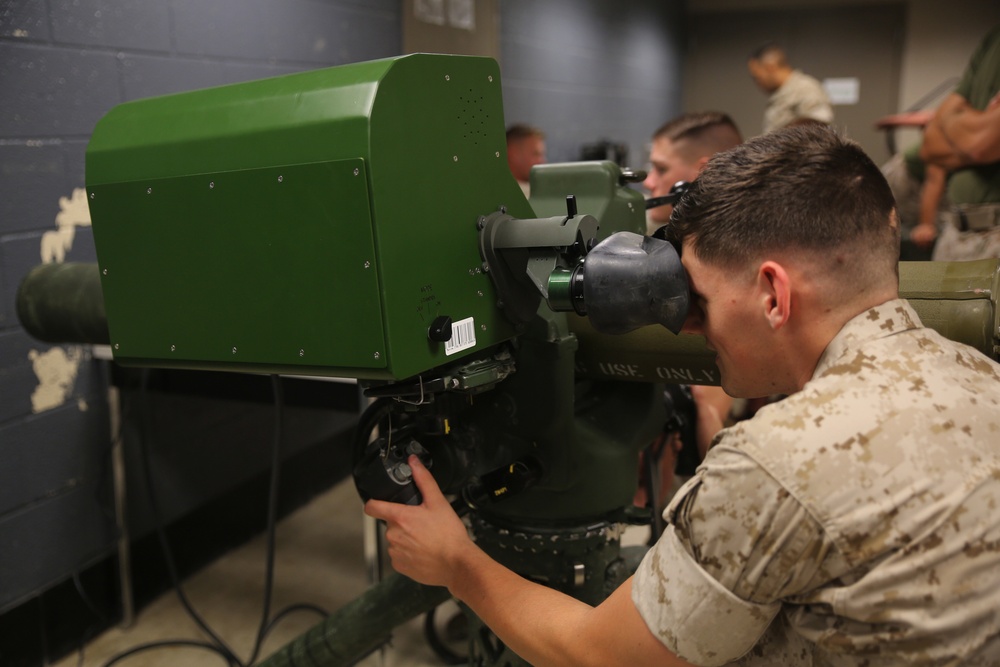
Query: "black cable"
72 571 108 667
244 374 285 666
246 378 334 664
101 372 329 667
103 639 234 667
103 369 241 667
73 570 110 625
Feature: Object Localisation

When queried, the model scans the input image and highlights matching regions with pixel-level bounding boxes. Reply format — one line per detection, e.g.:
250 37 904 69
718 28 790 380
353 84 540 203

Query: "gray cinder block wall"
499 0 683 168
0 0 403 644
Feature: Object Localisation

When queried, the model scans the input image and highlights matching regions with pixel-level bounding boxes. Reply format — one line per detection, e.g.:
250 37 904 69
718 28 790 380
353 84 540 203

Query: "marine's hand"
364 455 474 589
910 222 938 249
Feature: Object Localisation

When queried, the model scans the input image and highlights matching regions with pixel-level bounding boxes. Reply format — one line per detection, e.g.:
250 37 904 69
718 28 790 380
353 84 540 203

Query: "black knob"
566 195 577 219
428 315 453 342
619 168 646 184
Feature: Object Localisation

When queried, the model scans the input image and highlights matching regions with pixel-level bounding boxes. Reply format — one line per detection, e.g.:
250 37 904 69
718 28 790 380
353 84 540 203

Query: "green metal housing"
570 258 1000 383
86 54 528 380
530 160 647 239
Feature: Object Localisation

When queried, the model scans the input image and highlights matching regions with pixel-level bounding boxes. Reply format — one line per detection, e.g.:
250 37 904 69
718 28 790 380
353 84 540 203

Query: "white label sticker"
445 317 477 356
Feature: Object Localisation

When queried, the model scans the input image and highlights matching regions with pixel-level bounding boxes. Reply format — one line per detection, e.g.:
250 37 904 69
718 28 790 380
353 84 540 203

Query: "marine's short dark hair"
506 124 545 144
749 41 786 64
653 111 742 145
651 111 743 164
668 124 899 280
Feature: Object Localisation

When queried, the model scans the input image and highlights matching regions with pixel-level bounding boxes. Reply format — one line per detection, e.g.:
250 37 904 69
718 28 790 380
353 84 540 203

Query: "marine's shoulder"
815 299 1000 384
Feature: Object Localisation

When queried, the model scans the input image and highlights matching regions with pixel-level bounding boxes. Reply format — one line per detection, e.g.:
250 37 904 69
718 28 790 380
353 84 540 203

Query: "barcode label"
445 317 477 356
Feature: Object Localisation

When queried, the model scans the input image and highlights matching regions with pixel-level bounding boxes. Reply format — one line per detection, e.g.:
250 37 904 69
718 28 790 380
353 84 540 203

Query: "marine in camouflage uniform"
367 124 1000 667
634 298 1000 665
762 69 834 134
748 43 834 134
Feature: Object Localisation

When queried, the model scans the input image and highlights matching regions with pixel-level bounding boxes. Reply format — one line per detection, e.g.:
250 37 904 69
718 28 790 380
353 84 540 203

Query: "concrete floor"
54 479 444 667
56 479 652 667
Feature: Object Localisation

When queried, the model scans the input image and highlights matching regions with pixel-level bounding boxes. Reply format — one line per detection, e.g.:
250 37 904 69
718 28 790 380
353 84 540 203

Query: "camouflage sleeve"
632 442 844 664
632 524 781 665
675 442 844 603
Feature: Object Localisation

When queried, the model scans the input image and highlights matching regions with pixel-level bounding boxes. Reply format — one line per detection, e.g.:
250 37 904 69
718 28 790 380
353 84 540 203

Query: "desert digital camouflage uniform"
633 299 1000 666
762 70 834 134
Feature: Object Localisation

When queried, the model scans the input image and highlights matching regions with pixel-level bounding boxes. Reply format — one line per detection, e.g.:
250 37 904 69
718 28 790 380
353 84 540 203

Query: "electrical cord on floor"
244 374 285 666
102 368 241 666
101 372 329 667
104 639 237 666
71 571 110 667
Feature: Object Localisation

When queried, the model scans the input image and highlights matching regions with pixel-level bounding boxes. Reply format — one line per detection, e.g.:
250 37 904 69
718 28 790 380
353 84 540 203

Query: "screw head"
299 349 304 357
374 351 380 360
170 344 176 352
209 181 215 189
488 75 493 82
278 175 283 182
90 192 95 199
102 268 108 275
114 343 119 350
364 260 371 269
453 155 458 162
495 151 500 158
232 346 237 354
353 168 359 176
445 74 450 81
146 187 152 194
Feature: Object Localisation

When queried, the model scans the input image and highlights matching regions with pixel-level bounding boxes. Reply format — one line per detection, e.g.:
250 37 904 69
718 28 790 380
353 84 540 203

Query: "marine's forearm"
924 93 1000 166
450 560 694 667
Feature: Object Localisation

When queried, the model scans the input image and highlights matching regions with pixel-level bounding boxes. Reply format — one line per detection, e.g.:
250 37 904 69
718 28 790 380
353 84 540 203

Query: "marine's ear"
758 260 791 331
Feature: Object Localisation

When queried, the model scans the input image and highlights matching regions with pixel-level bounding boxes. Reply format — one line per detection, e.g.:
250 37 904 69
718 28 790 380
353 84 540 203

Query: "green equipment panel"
89 160 384 373
86 53 526 380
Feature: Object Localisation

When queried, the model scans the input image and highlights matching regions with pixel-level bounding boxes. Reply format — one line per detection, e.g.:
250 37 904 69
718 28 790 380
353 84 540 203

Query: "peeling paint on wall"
29 346 84 413
29 187 92 412
40 187 92 264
